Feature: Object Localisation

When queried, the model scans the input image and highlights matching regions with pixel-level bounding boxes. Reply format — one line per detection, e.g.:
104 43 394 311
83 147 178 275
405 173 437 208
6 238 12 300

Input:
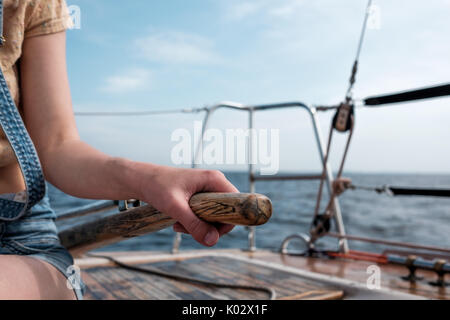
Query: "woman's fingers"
170 170 238 245
153 168 240 246
217 224 234 236
198 170 239 193
169 195 220 246
173 222 188 234
173 222 234 237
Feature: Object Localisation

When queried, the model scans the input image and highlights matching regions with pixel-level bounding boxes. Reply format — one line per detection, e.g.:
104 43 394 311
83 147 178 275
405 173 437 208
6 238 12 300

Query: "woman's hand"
136 165 239 247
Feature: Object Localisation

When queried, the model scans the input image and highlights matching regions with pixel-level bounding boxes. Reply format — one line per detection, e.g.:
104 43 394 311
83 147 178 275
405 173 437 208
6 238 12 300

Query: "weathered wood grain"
77 249 449 300
189 192 272 226
59 193 272 256
82 256 344 300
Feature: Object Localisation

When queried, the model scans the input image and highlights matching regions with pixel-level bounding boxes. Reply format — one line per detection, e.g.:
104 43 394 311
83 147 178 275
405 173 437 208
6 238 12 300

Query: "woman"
0 0 237 299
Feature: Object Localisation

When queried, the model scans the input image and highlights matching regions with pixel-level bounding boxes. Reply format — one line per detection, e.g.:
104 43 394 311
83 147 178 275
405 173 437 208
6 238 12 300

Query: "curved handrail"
205 101 313 114
172 100 349 253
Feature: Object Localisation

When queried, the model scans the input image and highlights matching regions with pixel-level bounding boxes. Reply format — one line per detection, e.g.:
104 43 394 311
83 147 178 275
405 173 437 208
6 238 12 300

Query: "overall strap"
0 0 46 220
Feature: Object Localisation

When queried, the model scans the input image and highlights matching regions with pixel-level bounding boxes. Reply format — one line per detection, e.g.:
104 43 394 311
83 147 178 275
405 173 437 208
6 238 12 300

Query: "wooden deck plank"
246 251 449 300
82 255 343 300
78 249 448 300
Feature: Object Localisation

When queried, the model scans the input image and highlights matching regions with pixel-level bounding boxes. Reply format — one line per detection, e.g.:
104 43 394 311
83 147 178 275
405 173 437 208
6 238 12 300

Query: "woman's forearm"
40 139 146 201
40 137 239 246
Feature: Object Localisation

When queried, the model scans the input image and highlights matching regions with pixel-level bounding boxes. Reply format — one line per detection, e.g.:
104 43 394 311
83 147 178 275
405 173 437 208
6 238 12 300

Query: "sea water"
48 172 450 253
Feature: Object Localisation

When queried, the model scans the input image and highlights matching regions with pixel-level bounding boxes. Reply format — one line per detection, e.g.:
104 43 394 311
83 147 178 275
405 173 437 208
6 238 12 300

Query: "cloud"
225 2 266 20
268 0 305 18
224 0 306 21
100 69 151 93
134 31 220 64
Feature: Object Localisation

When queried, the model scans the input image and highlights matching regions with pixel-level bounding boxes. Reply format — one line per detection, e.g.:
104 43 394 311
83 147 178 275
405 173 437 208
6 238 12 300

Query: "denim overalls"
0 0 83 299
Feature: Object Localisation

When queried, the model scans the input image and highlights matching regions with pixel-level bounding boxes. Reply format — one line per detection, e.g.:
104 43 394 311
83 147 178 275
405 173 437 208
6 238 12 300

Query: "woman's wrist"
108 156 159 201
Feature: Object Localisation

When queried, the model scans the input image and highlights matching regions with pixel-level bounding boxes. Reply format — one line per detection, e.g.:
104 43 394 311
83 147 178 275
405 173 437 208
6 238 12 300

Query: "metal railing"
171 101 349 254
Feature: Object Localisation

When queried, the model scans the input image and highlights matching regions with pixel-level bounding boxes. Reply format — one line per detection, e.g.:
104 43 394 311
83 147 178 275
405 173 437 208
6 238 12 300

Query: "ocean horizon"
49 171 450 254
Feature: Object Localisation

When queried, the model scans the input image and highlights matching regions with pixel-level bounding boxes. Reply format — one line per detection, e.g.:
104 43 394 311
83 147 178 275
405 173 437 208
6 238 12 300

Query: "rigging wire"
345 0 373 100
74 107 207 117
75 2 375 118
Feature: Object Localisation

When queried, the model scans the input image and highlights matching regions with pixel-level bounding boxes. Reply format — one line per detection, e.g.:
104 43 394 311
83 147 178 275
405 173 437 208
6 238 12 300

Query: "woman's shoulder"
4 0 54 12
4 0 70 22
4 0 71 39
4 0 67 9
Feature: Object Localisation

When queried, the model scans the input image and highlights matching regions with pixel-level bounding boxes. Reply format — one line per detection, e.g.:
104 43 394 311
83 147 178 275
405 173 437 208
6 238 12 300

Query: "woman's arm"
20 31 237 247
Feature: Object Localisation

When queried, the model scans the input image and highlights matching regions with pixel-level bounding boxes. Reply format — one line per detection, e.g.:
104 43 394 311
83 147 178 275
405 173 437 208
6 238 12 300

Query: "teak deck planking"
82 255 343 300
78 249 449 300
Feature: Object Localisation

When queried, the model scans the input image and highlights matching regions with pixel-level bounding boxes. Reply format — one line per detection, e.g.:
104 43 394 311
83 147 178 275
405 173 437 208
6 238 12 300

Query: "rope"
86 253 277 300
310 0 373 242
310 124 354 241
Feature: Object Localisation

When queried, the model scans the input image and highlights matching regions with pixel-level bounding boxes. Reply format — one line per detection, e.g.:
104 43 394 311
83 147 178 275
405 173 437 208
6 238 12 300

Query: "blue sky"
66 0 450 173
